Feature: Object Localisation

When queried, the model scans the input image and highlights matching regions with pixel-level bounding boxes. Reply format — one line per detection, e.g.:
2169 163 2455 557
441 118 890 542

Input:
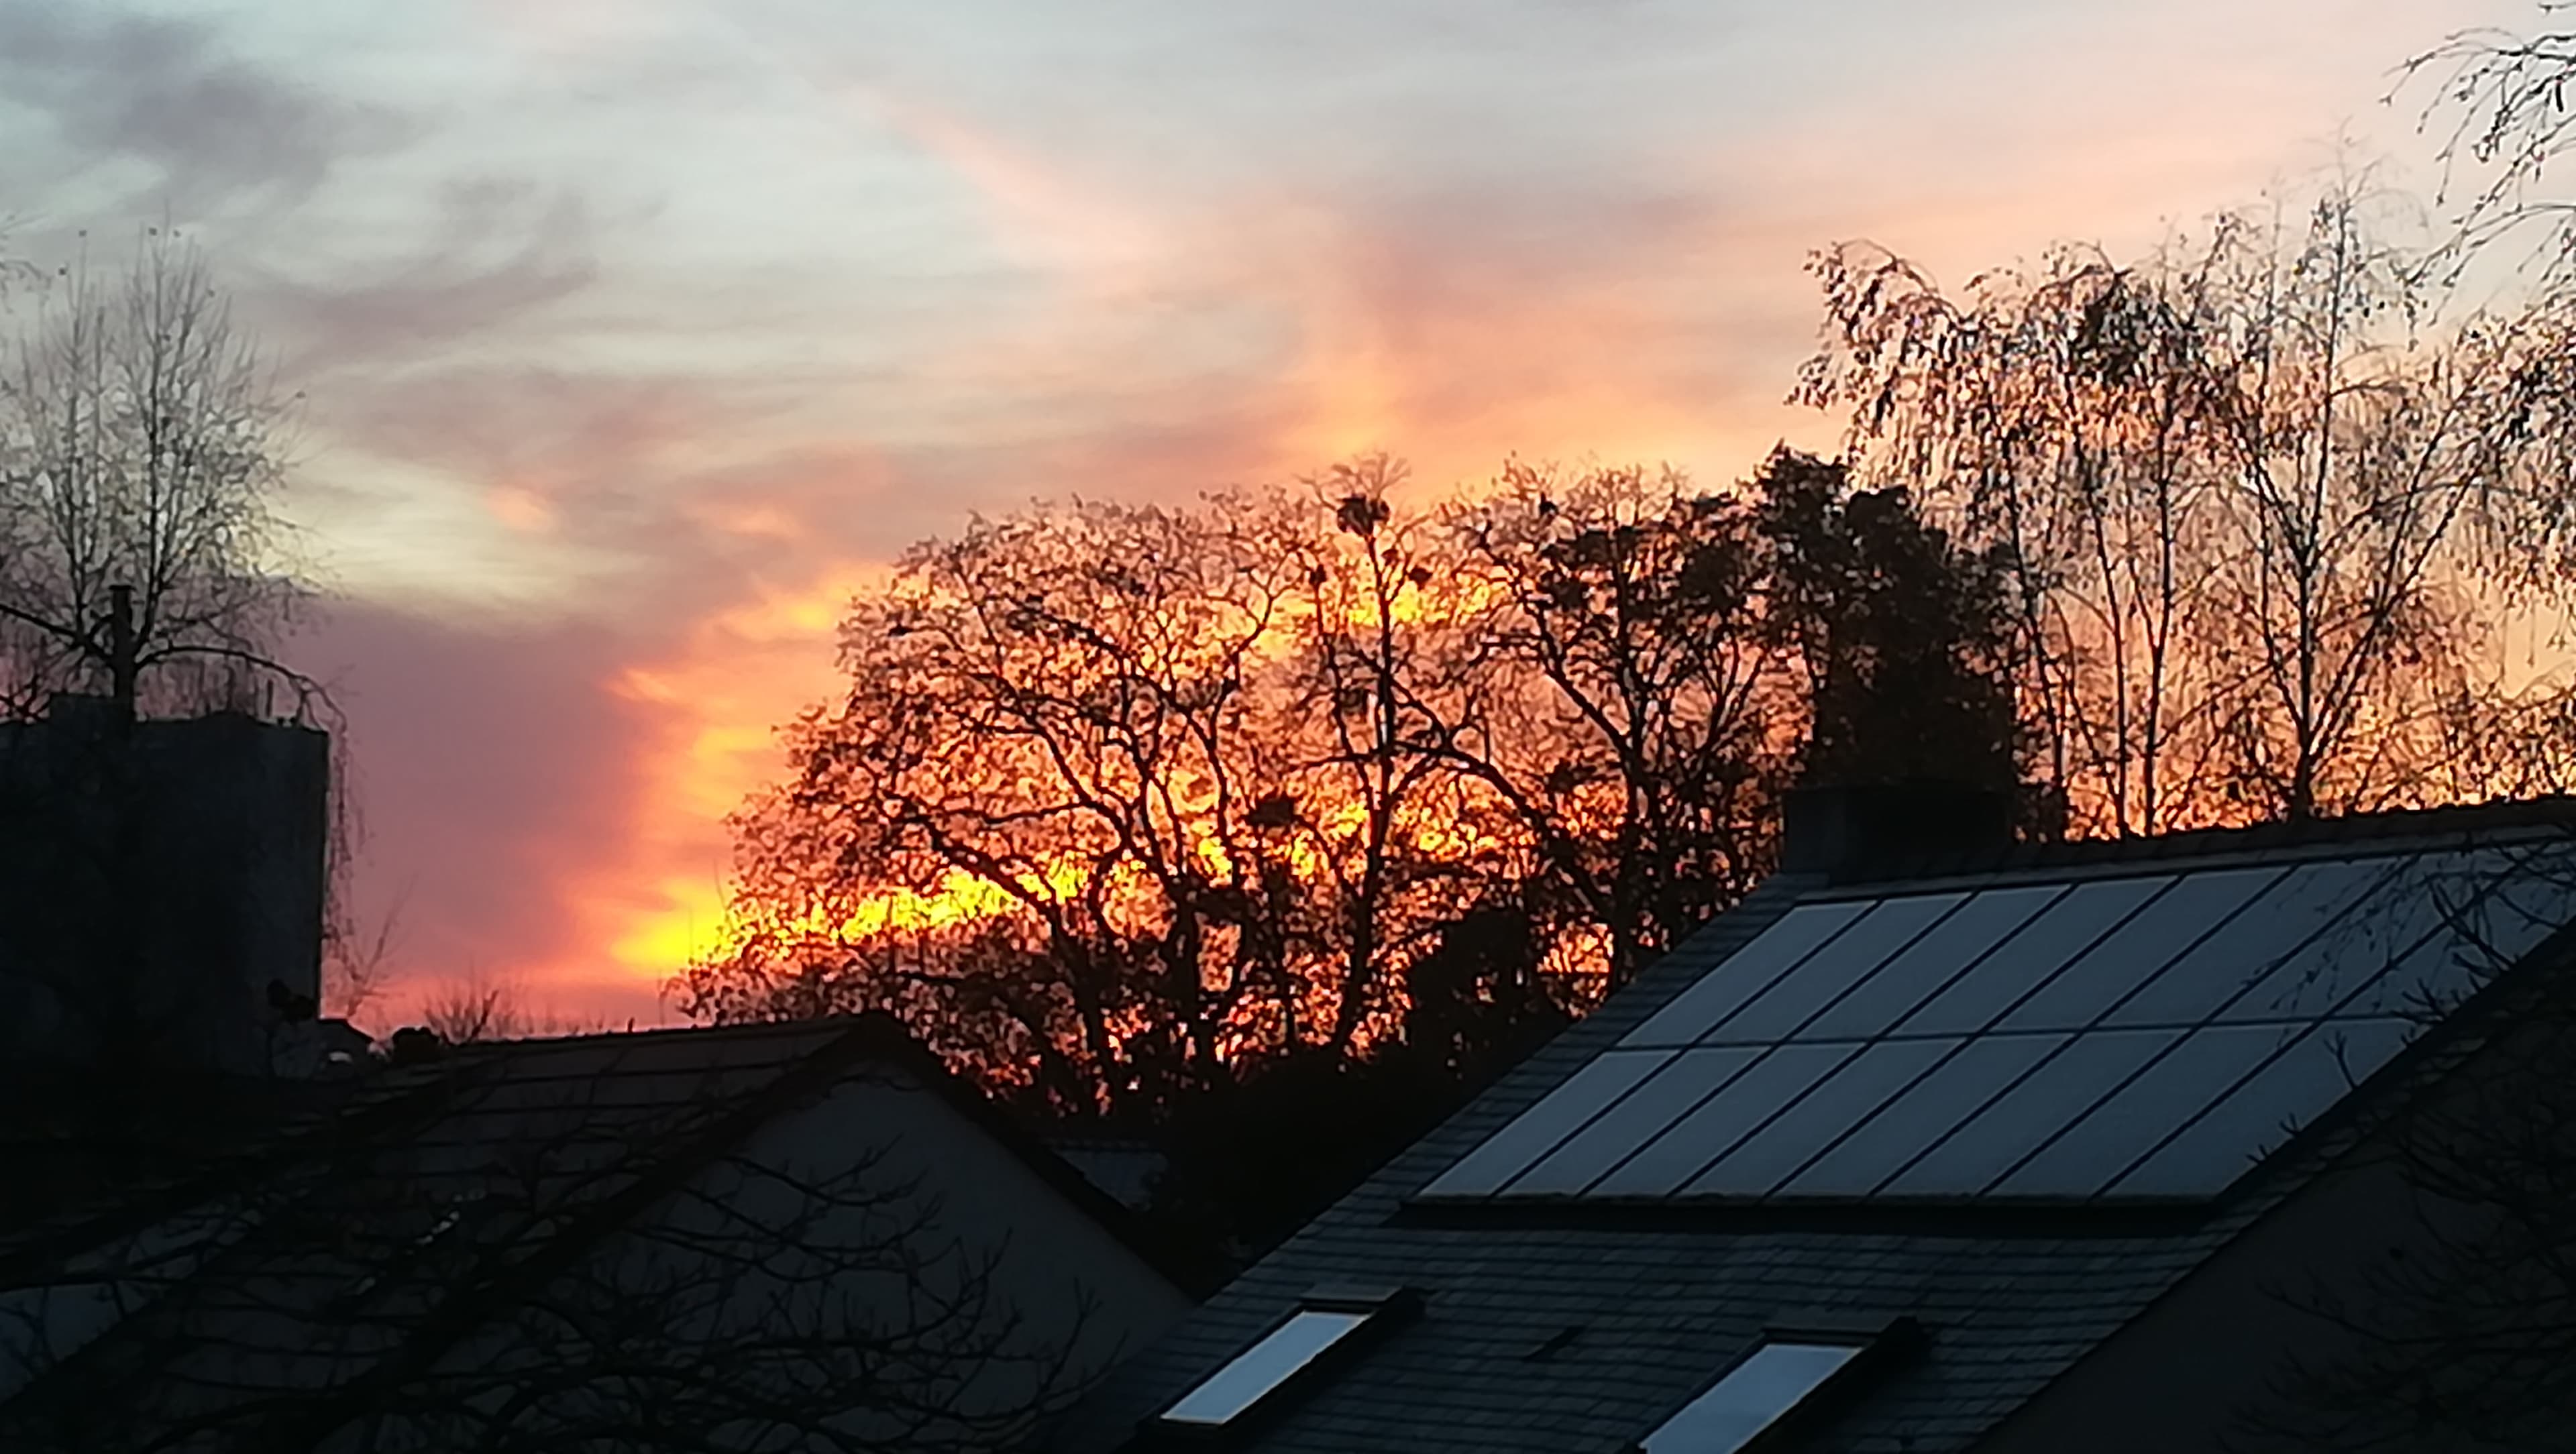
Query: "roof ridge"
1842 793 2576 885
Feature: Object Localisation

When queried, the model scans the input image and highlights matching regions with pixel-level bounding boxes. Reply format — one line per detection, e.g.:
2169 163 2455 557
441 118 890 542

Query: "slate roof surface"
1 1014 1194 1445
1052 799 2576 1454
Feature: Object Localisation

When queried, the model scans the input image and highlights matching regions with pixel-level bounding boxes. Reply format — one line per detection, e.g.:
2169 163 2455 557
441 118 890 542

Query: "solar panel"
1425 836 2576 1207
2339 848 2573 1017
2471 842 2576 964
1622 900 1870 1049
1998 866 2286 1032
1771 1034 2060 1198
1419 1050 1670 1198
1506 1048 1757 1195
1678 1036 1955 1196
2100 857 2402 1028
2108 1016 2416 1198
2220 854 2491 1023
1797 884 2063 1040
1878 1027 2180 1196
1591 1043 1855 1196
1984 1023 2290 1197
1703 893 1966 1044
1894 876 2172 1036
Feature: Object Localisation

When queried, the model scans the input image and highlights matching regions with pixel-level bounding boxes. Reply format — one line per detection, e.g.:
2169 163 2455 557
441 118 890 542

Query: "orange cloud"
541 556 897 988
485 482 558 533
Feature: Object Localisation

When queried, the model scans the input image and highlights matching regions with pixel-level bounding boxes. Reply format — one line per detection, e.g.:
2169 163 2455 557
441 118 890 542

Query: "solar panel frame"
1892 875 2175 1038
1769 1033 2063 1199
1621 900 1873 1050
2216 854 2483 1025
1796 883 2066 1042
2104 1015 2417 1199
1590 1042 1859 1197
1424 832 2576 1209
1700 893 1970 1045
1504 1048 1760 1196
2327 847 2569 1019
1418 1049 1674 1198
1875 1026 2182 1198
1983 1022 2294 1198
2101 856 2406 1030
1996 864 2287 1033
1678 1036 1957 1198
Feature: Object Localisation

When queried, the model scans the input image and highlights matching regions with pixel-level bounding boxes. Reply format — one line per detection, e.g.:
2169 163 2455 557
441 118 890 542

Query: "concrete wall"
0 698 330 1073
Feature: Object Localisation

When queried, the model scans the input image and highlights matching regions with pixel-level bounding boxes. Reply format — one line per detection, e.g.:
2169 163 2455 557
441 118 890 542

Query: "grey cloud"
244 179 601 378
0 0 410 210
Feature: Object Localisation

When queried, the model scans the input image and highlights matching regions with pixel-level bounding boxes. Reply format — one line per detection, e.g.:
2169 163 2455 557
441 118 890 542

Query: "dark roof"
1052 801 2576 1454
1 1013 1201 1442
1826 793 2576 885
1045 1135 1172 1215
3 1015 1200 1294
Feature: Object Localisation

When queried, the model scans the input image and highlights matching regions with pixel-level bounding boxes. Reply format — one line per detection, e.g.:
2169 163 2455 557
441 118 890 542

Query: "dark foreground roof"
1 1014 1197 1448
1053 800 2576 1454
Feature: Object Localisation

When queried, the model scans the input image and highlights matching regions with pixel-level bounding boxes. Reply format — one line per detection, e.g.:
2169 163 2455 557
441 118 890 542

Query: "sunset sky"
0 0 2544 1029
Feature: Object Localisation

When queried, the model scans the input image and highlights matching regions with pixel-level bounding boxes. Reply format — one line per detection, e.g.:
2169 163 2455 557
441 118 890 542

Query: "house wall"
736 1068 1195 1388
1974 1036 2553 1454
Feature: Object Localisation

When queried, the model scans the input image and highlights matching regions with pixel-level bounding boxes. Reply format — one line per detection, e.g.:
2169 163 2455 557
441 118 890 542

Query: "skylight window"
1154 1286 1413 1433
1638 1328 1901 1454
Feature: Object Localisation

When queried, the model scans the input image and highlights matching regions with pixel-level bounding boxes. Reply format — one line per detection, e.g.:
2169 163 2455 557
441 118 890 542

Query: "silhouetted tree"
1752 447 2024 801
1800 174 2576 831
680 496 1407 1115
0 229 315 721
1441 461 1794 989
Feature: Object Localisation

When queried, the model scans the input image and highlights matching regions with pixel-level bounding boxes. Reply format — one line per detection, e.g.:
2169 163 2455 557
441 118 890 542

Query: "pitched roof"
1053 800 2576 1453
1 1013 1198 1443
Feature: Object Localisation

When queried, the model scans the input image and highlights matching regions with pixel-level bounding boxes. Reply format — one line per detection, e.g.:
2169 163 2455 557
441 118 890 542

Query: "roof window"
1636 1319 1918 1454
1153 1284 1414 1435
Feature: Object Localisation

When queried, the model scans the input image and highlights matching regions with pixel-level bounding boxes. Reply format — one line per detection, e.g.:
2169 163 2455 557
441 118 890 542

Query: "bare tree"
1799 173 2576 832
1438 460 1794 988
2402 8 2576 268
415 969 540 1047
0 228 314 720
1274 457 1544 1051
682 497 1317 1115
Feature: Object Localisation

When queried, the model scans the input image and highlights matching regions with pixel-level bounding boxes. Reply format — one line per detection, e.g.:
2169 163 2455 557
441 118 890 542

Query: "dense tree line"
683 171 2576 1135
670 448 2022 1119
1801 176 2576 833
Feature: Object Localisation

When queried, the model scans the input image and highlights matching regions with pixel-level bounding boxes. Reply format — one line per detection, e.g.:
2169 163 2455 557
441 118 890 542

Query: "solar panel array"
1422 842 2576 1203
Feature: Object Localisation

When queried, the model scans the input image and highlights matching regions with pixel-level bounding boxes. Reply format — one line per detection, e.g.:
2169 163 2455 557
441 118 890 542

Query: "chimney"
1780 779 2013 881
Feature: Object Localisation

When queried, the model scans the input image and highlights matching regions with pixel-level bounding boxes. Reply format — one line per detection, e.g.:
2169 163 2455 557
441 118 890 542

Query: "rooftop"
1054 796 2576 1453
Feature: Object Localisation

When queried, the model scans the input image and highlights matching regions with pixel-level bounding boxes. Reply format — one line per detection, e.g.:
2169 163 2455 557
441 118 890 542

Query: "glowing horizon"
0 0 2546 1031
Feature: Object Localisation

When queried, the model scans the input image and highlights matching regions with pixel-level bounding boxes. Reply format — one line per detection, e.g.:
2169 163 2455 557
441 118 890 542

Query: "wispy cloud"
0 0 410 219
0 0 2538 1027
